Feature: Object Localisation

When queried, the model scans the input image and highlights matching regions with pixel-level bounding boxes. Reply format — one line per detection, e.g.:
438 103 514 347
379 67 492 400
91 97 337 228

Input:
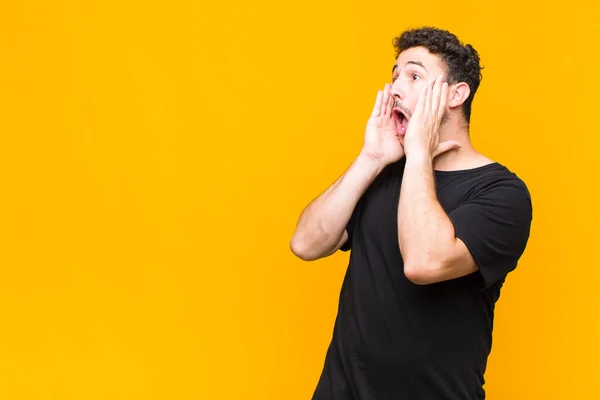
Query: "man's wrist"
356 152 387 175
405 152 433 169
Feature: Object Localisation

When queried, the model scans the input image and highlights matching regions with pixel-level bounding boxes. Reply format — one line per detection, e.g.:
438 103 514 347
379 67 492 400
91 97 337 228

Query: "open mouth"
392 107 409 136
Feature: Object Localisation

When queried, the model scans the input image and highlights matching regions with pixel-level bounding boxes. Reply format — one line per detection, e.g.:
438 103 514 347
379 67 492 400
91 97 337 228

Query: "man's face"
391 46 448 137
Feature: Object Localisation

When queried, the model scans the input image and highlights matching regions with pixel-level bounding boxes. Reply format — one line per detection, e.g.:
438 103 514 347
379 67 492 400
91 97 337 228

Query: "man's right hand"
360 84 405 166
291 84 401 261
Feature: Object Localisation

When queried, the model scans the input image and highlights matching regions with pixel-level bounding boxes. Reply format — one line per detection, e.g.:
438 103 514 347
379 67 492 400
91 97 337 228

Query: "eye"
411 73 420 81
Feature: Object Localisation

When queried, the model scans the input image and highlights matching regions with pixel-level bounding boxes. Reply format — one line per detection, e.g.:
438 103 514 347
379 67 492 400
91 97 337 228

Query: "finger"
413 82 428 120
431 76 443 121
387 92 395 119
425 78 434 117
434 140 462 157
371 90 383 118
439 81 449 121
383 84 391 118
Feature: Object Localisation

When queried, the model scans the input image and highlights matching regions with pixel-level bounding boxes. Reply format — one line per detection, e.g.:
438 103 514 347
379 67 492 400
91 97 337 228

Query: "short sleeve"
339 196 365 252
448 183 533 290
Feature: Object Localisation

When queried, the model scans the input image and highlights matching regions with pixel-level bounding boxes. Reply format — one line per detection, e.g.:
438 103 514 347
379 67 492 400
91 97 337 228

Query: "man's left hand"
403 75 461 162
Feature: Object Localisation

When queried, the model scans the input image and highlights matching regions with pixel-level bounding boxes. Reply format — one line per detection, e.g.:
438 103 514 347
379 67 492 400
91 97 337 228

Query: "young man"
290 27 533 399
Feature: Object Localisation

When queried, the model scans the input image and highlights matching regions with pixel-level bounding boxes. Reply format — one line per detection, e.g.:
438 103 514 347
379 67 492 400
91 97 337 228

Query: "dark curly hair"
392 27 483 123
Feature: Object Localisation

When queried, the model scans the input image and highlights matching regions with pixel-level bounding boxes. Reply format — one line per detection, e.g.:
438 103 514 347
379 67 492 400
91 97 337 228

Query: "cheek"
407 98 418 114
407 85 423 112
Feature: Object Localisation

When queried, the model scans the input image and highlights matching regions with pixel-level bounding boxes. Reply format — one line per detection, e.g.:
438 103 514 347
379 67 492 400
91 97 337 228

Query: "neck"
433 117 489 171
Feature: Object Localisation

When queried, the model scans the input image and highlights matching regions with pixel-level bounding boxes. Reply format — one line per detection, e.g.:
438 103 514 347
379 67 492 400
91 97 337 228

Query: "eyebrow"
392 60 429 73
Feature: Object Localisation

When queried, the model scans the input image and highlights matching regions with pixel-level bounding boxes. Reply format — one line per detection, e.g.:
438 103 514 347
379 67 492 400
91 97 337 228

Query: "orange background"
0 0 598 398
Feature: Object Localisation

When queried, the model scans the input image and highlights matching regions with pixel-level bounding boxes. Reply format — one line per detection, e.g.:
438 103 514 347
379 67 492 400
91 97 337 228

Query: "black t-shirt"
312 159 533 400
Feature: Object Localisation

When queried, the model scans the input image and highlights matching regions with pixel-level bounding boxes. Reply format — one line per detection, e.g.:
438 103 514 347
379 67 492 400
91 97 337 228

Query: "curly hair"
392 27 483 123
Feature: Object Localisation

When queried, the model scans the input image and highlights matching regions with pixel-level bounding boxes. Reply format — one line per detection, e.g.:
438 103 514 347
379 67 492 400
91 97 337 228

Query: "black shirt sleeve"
448 182 533 290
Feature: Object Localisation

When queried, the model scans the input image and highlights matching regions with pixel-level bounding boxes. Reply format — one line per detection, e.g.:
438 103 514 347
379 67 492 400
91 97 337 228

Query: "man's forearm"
397 157 456 277
291 154 385 260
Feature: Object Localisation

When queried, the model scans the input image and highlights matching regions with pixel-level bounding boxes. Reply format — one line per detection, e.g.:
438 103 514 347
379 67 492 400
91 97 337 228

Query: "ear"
447 82 471 109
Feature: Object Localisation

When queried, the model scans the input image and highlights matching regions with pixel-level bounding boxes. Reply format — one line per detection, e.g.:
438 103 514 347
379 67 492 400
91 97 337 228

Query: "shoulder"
469 162 531 199
465 162 533 219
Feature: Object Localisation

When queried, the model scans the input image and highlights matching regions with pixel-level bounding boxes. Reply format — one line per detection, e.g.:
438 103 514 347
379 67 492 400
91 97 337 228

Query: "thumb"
434 141 462 157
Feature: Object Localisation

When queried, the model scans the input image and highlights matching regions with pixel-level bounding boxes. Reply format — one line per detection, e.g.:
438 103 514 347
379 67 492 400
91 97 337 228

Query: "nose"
391 80 405 102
